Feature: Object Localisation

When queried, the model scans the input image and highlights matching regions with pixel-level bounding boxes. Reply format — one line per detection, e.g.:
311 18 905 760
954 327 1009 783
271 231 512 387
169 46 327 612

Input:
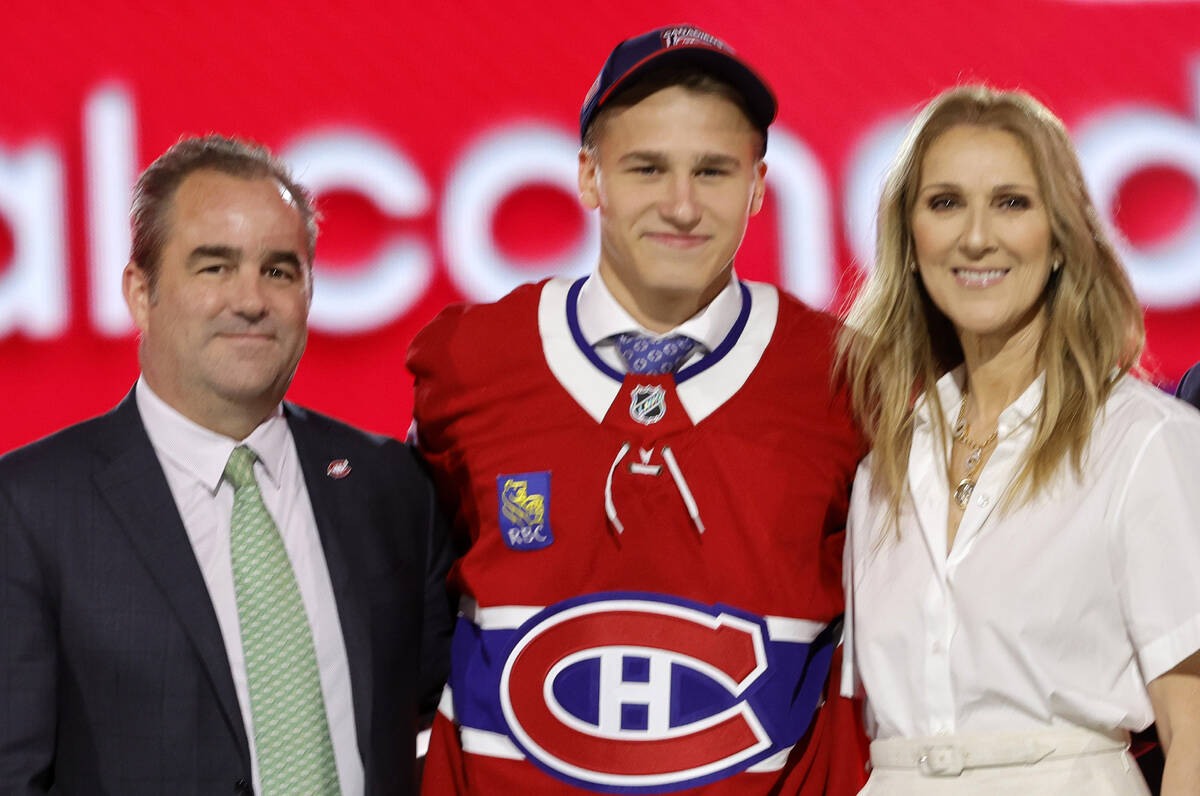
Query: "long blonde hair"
838 85 1144 520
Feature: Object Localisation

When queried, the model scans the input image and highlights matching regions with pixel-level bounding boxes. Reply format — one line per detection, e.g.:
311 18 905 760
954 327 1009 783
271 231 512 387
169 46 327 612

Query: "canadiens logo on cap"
659 26 731 52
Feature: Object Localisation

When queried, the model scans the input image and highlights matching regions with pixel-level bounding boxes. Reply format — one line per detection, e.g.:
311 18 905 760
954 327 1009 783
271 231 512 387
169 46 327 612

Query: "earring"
908 260 918 274
1052 255 1063 273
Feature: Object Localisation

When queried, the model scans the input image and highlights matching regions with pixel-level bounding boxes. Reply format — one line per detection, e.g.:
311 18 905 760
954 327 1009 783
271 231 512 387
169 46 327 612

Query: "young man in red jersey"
410 25 867 795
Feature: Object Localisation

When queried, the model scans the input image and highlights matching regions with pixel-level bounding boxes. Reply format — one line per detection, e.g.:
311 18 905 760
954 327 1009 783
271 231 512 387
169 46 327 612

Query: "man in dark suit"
1178 361 1200 408
0 135 454 795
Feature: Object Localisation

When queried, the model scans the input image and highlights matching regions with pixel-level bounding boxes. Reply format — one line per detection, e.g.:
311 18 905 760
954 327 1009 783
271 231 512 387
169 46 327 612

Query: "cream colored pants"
859 727 1152 795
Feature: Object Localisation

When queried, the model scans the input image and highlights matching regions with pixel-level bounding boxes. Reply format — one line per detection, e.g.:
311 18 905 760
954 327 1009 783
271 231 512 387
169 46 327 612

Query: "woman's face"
911 124 1055 351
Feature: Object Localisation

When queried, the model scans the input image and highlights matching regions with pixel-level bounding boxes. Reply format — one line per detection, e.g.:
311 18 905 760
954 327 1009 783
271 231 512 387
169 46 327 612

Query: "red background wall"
3 0 1200 452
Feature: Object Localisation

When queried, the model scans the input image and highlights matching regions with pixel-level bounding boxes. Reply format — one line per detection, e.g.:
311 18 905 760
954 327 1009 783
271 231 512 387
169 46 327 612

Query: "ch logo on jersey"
499 594 773 792
629 385 667 425
497 472 554 551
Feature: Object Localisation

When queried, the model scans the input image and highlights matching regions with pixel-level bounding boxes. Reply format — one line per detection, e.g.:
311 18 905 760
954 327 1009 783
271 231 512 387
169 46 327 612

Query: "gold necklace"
952 397 998 510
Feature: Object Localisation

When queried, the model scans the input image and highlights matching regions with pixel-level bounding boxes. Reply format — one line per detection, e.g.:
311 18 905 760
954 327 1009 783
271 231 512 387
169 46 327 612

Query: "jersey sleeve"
406 301 476 526
419 710 469 795
1111 406 1200 683
774 646 870 795
407 301 470 446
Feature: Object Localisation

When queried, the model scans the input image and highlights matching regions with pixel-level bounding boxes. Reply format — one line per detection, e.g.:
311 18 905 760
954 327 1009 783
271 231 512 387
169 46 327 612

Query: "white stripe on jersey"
764 615 828 644
461 597 828 644
461 727 526 760
745 744 794 772
460 595 544 629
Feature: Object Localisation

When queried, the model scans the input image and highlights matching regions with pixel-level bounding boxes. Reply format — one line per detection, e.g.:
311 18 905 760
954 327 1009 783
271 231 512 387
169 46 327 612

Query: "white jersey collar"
538 276 778 425
576 270 745 354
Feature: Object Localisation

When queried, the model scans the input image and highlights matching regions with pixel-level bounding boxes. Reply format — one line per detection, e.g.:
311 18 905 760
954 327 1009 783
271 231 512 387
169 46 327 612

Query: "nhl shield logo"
629 384 667 425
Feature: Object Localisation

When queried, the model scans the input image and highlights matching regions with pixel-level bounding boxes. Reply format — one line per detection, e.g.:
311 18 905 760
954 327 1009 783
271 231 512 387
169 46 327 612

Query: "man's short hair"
130 134 316 291
581 65 768 159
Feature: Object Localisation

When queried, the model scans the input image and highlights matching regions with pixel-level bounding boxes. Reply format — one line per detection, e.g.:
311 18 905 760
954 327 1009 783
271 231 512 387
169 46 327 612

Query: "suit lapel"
92 394 251 766
287 405 375 764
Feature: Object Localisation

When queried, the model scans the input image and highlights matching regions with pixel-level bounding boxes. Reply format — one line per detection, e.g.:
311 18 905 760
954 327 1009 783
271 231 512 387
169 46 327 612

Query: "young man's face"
579 85 766 332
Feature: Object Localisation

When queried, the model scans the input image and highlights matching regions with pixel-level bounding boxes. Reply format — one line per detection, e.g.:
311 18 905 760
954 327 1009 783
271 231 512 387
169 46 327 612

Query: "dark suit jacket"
1177 362 1200 409
0 394 455 795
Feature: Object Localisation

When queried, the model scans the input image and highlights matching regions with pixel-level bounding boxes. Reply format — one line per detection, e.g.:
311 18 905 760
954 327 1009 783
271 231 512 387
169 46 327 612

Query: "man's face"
579 85 766 332
124 170 311 432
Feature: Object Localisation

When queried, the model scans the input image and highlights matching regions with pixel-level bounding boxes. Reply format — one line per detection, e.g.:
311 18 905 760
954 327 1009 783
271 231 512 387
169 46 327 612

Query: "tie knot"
223 446 258 490
615 333 697 375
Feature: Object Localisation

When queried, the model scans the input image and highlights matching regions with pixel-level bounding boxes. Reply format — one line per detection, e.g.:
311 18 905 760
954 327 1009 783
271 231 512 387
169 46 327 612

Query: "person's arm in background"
1175 362 1200 408
1148 652 1200 796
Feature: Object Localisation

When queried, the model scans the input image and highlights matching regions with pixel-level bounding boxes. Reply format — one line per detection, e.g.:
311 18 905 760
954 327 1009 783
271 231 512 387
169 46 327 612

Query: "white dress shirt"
842 369 1200 741
576 270 744 371
136 378 364 795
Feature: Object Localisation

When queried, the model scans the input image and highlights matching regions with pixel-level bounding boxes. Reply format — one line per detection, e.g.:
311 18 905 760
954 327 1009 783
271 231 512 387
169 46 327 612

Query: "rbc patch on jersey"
497 472 554 551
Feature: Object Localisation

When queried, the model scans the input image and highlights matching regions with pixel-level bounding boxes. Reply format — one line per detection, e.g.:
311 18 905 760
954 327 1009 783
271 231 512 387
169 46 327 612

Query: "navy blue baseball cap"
580 24 777 141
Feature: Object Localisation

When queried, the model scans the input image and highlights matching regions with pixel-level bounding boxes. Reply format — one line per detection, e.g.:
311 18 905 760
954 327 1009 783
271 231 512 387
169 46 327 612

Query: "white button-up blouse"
841 369 1200 741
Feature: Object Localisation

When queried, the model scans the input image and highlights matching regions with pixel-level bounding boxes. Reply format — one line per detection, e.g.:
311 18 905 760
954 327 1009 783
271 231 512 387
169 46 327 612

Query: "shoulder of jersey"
764 284 844 367
772 285 841 333
407 279 547 373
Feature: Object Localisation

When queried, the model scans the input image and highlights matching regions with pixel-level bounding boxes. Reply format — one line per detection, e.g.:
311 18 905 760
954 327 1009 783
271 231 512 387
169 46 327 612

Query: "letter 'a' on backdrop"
2 0 1200 452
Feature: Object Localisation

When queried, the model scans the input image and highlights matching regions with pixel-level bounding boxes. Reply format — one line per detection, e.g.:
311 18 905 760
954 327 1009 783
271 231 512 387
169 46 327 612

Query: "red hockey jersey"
409 277 867 794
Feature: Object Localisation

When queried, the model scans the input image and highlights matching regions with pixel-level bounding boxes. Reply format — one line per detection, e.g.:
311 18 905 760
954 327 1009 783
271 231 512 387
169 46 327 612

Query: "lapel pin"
326 459 352 479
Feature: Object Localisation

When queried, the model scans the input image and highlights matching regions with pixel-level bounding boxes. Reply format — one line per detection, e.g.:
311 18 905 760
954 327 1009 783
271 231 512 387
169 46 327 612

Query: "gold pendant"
964 446 982 471
953 478 974 509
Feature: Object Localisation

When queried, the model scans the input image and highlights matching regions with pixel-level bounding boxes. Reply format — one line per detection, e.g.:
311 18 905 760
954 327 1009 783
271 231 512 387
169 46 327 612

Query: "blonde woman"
838 85 1200 794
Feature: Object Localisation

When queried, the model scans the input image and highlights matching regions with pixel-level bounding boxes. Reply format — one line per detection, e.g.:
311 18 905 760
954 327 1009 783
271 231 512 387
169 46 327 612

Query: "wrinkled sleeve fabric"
1111 409 1200 684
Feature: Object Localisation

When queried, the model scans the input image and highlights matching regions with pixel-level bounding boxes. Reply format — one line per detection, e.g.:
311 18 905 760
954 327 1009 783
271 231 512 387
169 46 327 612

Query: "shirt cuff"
1138 612 1200 683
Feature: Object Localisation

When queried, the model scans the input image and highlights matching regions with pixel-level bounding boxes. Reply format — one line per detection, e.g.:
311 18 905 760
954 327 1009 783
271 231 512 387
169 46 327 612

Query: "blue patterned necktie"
224 446 340 796
614 332 698 374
